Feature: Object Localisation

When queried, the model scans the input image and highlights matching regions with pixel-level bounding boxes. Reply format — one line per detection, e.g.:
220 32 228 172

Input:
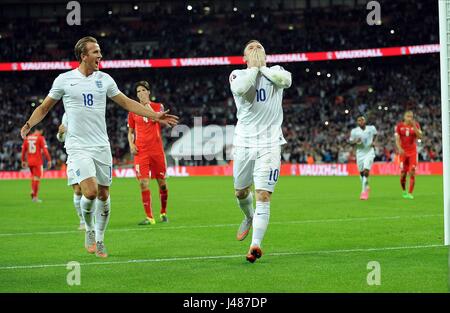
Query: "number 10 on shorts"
268 168 279 183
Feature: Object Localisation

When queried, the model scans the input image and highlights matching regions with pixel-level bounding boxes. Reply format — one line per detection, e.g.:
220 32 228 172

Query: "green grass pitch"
0 175 447 292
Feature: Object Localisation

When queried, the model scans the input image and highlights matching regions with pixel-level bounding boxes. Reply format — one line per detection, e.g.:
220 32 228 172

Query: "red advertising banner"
0 44 439 72
0 162 442 180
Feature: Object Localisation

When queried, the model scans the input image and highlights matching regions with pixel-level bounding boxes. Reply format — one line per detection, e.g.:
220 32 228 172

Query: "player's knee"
139 179 149 191
159 184 167 191
73 184 82 196
364 170 370 177
255 190 271 202
83 190 97 200
235 188 250 199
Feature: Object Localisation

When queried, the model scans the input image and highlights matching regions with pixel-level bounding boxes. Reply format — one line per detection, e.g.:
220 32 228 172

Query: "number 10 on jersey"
82 93 94 106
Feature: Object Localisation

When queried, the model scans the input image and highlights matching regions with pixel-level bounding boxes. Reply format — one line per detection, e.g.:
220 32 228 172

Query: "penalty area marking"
0 244 443 271
0 214 442 237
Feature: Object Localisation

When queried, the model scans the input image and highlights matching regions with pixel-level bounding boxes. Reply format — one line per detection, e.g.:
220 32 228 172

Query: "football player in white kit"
20 36 178 258
229 40 292 263
349 116 377 200
56 113 85 231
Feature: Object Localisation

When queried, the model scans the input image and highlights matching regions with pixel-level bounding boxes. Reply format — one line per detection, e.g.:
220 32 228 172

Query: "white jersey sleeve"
260 65 292 89
229 68 259 96
48 74 65 100
371 125 378 136
105 74 121 98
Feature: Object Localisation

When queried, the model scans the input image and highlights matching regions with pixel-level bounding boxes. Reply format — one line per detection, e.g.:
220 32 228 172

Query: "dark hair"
243 39 262 54
74 36 98 63
134 81 150 93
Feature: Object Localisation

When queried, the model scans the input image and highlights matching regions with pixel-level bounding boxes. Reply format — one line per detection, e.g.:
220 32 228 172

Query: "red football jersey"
395 122 421 155
127 102 164 154
21 133 51 166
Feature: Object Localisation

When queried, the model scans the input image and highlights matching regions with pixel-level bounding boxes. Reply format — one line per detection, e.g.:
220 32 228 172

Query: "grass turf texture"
0 176 447 292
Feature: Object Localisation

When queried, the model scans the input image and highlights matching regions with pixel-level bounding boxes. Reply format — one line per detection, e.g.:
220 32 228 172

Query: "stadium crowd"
0 0 441 170
0 1 438 62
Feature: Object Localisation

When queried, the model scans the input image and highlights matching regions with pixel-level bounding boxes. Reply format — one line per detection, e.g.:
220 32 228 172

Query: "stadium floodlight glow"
324 121 329 126
107 10 112 15
288 25 294 30
344 109 349 114
305 68 310 72
357 66 362 71
233 7 237 12
317 71 321 76
133 5 139 10
384 106 388 111
368 87 374 93
390 29 395 34
438 0 450 245
251 13 255 18
187 5 193 11
326 73 331 78
197 29 203 34
378 105 382 110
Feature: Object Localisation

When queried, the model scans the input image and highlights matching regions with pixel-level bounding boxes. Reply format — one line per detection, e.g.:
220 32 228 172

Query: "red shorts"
400 153 418 173
29 165 43 178
134 152 167 180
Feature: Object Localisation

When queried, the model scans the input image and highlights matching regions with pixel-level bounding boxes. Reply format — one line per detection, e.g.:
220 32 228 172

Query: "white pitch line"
0 214 442 237
0 244 443 271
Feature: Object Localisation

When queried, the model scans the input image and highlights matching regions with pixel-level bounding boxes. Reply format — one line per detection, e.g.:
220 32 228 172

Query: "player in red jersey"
127 81 169 225
21 128 52 202
395 111 423 200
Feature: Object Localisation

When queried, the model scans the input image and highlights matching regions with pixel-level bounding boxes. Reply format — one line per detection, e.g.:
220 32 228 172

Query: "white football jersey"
48 69 121 149
229 65 290 148
350 125 377 159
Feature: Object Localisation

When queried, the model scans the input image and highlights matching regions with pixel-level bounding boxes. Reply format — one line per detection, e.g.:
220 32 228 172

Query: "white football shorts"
233 145 282 193
66 146 113 186
357 150 375 172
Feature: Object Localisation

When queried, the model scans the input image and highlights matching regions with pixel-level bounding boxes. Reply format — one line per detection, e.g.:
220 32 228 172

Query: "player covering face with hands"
20 36 178 258
230 40 292 263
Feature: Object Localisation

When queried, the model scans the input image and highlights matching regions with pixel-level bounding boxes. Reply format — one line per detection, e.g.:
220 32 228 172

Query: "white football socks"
237 192 254 219
362 176 368 192
73 194 84 223
251 201 270 247
80 196 95 231
95 196 111 242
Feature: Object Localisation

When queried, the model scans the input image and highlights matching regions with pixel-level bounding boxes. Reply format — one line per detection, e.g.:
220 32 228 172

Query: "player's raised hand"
155 110 179 127
255 48 266 67
20 122 31 139
247 49 259 68
21 161 27 168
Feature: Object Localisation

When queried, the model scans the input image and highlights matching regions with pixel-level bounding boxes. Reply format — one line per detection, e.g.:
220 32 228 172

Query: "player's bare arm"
412 120 423 139
371 135 377 148
111 93 178 127
20 96 59 139
127 127 138 155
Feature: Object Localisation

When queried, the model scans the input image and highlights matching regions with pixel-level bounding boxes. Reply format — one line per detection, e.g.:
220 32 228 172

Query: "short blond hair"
74 36 98 62
243 39 262 54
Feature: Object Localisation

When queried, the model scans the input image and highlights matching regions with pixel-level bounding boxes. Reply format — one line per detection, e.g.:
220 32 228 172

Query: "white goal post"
439 0 450 245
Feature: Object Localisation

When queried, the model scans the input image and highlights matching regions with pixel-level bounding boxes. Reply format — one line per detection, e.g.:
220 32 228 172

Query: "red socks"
160 189 168 214
409 176 415 194
31 180 40 198
141 190 153 219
